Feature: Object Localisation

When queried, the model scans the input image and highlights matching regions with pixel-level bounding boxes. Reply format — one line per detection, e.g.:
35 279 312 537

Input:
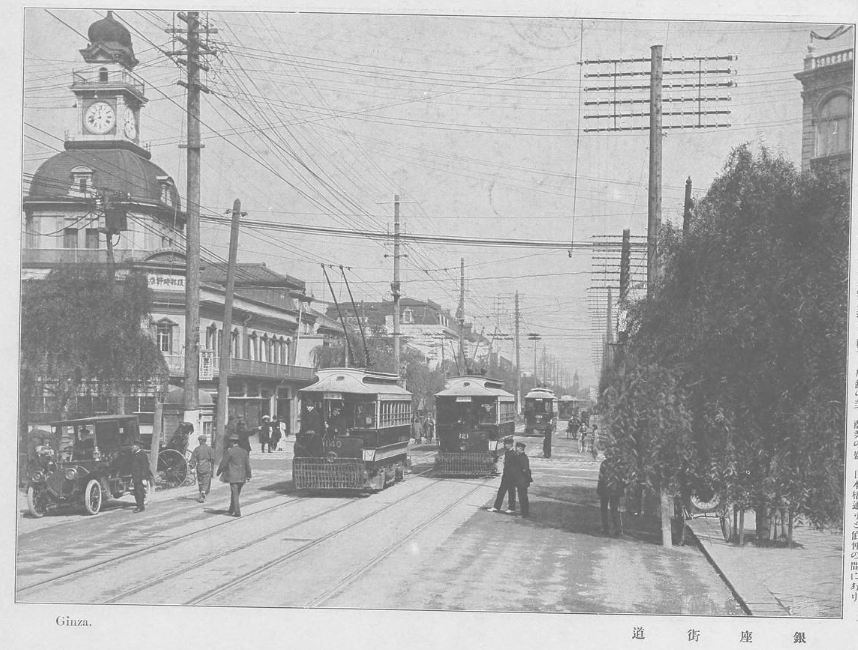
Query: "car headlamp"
64 468 77 481
29 470 45 483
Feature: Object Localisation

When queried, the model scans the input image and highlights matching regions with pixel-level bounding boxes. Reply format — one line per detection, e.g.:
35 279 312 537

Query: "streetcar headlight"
64 468 77 481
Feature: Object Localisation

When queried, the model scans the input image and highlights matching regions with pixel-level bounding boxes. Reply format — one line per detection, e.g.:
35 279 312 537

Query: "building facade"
795 42 853 178
21 13 327 439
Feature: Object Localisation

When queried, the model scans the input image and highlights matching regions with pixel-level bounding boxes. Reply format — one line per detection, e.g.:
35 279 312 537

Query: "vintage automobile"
25 415 151 517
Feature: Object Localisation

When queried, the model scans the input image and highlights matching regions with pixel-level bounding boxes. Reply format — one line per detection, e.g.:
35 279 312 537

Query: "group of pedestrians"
567 418 598 457
487 437 533 518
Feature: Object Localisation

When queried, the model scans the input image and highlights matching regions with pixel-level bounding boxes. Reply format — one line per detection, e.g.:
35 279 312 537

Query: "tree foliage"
600 145 849 529
20 265 169 419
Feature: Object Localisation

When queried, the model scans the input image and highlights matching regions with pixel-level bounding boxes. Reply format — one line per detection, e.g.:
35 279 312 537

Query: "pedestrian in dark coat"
543 425 553 458
130 440 153 513
189 433 215 503
270 416 282 451
487 437 516 513
259 415 272 453
597 455 624 536
508 442 532 518
236 416 252 453
217 438 252 517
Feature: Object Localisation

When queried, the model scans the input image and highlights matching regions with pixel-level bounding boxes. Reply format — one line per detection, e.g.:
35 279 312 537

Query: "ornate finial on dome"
80 10 138 69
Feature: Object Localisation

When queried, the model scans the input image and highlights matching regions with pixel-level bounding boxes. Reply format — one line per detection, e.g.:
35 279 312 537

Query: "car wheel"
84 478 102 515
27 486 47 518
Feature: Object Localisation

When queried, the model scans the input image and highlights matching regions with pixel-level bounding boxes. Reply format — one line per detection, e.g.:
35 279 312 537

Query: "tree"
20 265 169 422
601 145 848 534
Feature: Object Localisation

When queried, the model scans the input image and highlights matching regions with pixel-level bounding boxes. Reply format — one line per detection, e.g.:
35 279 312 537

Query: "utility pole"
647 45 663 300
457 258 466 374
514 291 521 414
683 176 693 236
392 194 401 376
168 11 216 438
215 199 242 463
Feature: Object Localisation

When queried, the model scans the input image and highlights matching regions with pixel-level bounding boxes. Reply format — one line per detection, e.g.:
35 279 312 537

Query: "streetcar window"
478 401 496 424
353 400 376 429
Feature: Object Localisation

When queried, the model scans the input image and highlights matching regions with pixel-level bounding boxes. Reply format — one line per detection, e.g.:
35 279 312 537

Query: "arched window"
248 332 258 361
260 334 269 362
285 338 292 365
206 323 217 350
230 329 240 358
816 93 852 158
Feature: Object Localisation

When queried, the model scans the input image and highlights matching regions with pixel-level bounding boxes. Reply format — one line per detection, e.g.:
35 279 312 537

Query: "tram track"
16 492 308 596
305 476 493 608
185 470 447 606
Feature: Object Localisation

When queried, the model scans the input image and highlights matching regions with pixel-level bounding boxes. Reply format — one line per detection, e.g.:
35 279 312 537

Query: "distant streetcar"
523 387 558 436
434 375 516 476
558 395 576 421
293 368 411 491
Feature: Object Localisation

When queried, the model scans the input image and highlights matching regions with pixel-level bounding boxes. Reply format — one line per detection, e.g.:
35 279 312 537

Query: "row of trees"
599 145 849 537
20 265 169 428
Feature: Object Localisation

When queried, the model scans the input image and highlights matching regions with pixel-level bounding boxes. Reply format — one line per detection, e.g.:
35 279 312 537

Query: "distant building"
325 297 485 370
795 42 853 178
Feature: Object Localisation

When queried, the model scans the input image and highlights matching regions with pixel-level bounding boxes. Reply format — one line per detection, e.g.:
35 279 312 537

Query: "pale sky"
19 4 856 386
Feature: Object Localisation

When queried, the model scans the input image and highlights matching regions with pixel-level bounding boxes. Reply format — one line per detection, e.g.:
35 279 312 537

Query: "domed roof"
88 11 132 48
27 145 181 211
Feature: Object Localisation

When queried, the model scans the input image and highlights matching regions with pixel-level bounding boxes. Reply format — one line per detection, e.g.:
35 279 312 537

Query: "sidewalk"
686 511 843 617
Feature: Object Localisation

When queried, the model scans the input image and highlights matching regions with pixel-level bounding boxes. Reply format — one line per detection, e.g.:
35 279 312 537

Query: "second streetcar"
434 375 516 476
523 386 557 436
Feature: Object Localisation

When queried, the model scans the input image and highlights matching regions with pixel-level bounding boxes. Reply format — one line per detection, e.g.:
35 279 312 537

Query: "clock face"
123 108 137 139
85 102 115 135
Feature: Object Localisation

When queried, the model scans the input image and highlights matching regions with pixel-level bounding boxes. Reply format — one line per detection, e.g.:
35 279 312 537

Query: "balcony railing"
72 69 145 94
22 249 139 265
805 48 854 71
163 354 315 382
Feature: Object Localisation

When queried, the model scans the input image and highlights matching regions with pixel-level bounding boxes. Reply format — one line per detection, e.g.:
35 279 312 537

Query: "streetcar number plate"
459 432 468 440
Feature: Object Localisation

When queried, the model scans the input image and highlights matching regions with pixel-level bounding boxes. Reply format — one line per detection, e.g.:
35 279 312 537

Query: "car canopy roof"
299 368 412 401
436 376 514 402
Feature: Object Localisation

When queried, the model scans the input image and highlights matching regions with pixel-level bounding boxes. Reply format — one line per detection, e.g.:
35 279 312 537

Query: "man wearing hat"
259 415 272 453
487 437 517 514
130 440 153 513
508 441 533 518
189 433 216 503
217 435 252 517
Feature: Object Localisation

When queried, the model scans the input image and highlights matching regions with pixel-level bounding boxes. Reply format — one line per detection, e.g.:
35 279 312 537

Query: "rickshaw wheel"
27 486 47 518
84 478 102 515
157 449 188 489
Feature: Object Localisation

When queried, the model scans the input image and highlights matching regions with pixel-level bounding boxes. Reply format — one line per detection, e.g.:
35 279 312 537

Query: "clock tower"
71 11 147 150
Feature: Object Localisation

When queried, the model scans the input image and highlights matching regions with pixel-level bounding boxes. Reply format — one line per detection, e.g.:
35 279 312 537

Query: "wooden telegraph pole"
514 291 521 414
167 11 216 440
215 199 242 462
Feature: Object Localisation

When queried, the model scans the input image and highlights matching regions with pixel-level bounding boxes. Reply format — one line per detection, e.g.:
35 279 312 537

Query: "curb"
684 522 753 616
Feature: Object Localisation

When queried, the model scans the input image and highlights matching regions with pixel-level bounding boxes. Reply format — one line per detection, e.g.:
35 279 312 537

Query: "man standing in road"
217 436 252 517
597 452 624 536
130 440 153 513
236 415 252 454
508 441 532 518
543 424 553 459
259 415 272 453
189 433 215 503
487 437 517 514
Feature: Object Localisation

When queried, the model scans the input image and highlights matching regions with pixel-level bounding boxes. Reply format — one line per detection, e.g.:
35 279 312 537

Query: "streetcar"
523 387 558 436
293 368 412 491
434 375 516 476
558 395 576 421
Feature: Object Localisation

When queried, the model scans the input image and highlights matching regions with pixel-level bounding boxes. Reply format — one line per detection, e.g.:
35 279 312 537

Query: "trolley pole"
392 195 401 376
514 291 521 415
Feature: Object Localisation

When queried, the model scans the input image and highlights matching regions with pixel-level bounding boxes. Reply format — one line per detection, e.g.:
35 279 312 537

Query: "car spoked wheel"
84 478 102 515
27 486 47 518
